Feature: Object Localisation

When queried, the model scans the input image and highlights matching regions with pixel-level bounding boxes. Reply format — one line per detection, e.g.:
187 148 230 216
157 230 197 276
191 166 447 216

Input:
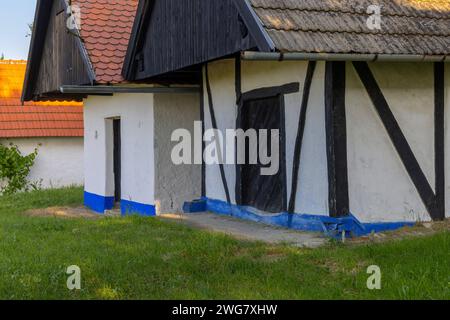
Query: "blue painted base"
121 199 156 217
84 191 114 213
183 199 207 213
184 197 415 238
84 191 156 216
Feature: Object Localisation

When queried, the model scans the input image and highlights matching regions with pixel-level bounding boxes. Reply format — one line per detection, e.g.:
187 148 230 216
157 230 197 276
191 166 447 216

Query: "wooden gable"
123 0 258 81
22 0 94 101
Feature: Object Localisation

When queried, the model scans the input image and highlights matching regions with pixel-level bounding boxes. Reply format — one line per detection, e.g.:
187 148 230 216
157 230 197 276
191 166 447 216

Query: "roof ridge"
253 6 450 21
0 60 27 64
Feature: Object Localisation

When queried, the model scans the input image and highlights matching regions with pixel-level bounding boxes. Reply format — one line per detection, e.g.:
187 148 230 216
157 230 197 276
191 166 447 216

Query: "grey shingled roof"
249 0 450 55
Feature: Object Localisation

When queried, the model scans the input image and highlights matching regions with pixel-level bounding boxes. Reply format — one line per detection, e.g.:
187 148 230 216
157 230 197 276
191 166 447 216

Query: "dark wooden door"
241 96 284 213
113 119 121 202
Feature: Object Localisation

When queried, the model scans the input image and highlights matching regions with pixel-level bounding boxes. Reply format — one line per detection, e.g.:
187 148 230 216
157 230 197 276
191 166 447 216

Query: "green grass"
0 187 448 300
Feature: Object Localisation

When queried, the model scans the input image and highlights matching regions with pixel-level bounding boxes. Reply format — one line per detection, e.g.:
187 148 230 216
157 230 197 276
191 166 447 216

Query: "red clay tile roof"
73 0 139 84
0 60 83 138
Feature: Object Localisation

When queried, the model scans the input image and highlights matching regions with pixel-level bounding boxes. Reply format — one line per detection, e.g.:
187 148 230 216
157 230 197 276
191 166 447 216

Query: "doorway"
113 119 121 203
238 95 286 213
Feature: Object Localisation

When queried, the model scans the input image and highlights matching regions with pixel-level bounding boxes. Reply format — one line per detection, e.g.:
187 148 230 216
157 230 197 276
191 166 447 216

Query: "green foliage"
0 143 38 195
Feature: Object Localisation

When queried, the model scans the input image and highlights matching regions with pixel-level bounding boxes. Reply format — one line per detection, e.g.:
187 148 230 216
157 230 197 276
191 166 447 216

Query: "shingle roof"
73 0 138 84
249 0 450 55
0 61 83 138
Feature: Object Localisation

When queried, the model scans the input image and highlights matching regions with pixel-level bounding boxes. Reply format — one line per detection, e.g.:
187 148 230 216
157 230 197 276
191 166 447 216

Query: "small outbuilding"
23 0 450 236
22 0 201 215
122 0 450 236
1 60 84 189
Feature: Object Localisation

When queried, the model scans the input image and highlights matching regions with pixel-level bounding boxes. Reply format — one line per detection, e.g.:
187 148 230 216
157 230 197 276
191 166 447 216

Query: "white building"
22 0 201 215
23 0 450 236
1 60 84 189
122 0 450 236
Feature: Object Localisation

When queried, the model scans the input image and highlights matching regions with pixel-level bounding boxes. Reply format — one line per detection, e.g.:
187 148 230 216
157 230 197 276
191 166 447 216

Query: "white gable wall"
0 137 84 189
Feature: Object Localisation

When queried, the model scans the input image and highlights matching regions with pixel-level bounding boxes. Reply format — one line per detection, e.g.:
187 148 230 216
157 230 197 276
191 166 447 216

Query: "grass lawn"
0 187 448 300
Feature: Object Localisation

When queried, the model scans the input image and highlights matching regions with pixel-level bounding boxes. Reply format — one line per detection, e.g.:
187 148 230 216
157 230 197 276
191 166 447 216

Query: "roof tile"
249 0 450 55
0 61 83 138
73 0 138 84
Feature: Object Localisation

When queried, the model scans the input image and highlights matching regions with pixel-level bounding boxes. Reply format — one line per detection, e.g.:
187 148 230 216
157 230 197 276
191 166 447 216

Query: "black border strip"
235 57 243 204
200 69 206 198
434 62 445 220
288 61 317 213
325 62 350 218
279 95 288 212
235 56 242 104
353 61 441 220
205 64 232 204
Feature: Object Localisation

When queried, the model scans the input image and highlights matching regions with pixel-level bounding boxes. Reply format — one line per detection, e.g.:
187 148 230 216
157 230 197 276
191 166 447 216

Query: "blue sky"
0 0 37 59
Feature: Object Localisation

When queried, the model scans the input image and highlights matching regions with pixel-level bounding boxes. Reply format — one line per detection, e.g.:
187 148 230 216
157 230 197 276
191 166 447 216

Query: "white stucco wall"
84 93 155 207
204 59 329 216
204 59 448 223
0 137 84 189
154 93 201 213
347 62 434 222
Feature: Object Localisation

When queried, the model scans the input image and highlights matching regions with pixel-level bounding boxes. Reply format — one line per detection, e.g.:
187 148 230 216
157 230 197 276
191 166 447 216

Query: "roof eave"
242 51 450 63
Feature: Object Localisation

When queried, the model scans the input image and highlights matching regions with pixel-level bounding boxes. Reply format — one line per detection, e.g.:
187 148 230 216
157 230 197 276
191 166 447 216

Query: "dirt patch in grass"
24 206 101 219
349 219 450 245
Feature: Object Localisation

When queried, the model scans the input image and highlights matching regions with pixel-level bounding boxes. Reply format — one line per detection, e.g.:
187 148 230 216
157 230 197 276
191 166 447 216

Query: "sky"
0 0 37 60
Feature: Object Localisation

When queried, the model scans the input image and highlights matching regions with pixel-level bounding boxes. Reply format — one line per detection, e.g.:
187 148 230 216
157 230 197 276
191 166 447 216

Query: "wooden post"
325 62 350 218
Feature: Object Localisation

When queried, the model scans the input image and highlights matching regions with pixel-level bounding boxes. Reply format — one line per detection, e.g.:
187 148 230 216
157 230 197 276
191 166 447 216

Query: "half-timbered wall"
347 62 435 222
203 59 329 216
203 59 449 223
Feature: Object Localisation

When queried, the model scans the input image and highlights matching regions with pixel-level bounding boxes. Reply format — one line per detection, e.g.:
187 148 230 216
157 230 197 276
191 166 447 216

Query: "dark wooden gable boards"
123 0 259 81
22 0 93 102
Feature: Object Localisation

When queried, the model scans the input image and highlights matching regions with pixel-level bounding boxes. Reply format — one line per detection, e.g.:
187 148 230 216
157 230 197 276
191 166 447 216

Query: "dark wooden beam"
434 62 445 220
200 69 206 198
325 62 350 218
241 83 300 102
288 61 317 213
235 55 242 104
280 96 288 212
353 61 442 221
235 56 243 204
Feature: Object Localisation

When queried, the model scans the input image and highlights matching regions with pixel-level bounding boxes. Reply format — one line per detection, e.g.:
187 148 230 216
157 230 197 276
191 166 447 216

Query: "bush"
0 143 38 195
